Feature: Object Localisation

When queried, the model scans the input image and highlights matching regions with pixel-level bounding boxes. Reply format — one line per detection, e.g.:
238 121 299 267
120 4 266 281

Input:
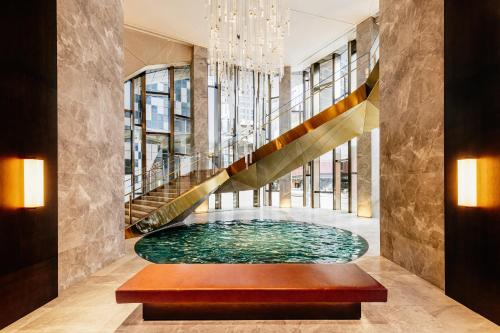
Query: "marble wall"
191 46 209 213
279 67 292 208
379 0 445 288
124 27 192 78
57 0 125 290
191 46 209 160
356 17 379 218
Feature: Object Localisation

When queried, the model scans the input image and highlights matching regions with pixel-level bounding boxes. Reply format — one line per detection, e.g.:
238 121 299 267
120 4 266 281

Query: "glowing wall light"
457 159 477 207
23 159 44 208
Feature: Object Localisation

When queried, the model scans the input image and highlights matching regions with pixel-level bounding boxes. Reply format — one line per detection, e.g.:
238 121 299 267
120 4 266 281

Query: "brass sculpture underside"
216 63 379 193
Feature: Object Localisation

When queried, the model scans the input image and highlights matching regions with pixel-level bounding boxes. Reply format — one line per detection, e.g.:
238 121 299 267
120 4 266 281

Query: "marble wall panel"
57 0 125 290
380 0 444 288
191 46 209 158
356 17 379 218
279 67 292 208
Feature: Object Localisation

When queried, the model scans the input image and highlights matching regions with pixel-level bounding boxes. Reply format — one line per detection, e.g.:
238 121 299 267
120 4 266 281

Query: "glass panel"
146 134 169 171
334 50 349 103
208 86 216 153
319 150 333 209
271 75 279 98
133 78 142 125
133 126 142 196
174 117 191 135
350 137 357 214
319 59 333 83
237 70 254 158
124 81 131 110
337 142 349 212
221 72 235 167
319 85 333 110
174 134 191 155
291 72 303 127
124 110 132 195
271 98 279 140
291 166 303 207
350 50 358 90
174 67 191 117
146 69 169 93
221 192 233 210
303 70 311 120
239 190 253 208
146 94 169 133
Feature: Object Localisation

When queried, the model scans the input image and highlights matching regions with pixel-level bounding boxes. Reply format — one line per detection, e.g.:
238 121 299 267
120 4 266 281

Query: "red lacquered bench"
116 263 387 320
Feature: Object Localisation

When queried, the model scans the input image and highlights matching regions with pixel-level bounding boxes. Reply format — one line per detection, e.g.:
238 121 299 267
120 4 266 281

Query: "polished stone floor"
2 208 498 333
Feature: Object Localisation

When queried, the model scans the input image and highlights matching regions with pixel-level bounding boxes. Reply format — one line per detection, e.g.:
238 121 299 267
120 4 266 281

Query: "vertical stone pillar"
279 66 291 207
380 0 444 288
356 17 379 218
191 45 209 212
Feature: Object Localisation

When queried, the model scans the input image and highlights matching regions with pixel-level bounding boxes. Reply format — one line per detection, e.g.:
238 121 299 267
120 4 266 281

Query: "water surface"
135 219 369 264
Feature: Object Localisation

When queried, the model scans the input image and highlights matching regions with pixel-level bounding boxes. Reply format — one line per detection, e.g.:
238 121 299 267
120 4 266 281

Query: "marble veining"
356 17 379 218
379 0 445 288
57 0 125 290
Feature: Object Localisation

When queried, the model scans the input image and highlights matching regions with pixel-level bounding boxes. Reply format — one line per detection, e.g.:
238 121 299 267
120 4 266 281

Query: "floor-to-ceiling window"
124 66 192 199
203 34 369 213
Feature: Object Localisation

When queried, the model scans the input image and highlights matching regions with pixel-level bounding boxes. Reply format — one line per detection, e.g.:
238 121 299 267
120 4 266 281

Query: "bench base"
143 302 361 320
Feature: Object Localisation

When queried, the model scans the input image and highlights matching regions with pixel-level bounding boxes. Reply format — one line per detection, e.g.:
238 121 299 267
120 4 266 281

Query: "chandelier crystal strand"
207 0 290 85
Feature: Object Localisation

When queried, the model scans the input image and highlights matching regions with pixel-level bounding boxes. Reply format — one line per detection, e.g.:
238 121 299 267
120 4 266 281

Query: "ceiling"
124 0 378 70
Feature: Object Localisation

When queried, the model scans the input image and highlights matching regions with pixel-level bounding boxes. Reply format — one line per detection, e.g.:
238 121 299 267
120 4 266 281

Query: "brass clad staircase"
123 62 379 238
217 63 379 193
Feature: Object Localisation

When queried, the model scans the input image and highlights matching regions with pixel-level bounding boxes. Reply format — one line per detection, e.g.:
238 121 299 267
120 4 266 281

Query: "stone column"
278 66 291 207
356 17 379 218
57 0 124 289
191 45 209 212
380 0 444 288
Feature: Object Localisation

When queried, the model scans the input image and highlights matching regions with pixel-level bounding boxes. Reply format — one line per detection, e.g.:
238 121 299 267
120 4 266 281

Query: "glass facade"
124 66 192 199
206 36 368 212
123 32 377 213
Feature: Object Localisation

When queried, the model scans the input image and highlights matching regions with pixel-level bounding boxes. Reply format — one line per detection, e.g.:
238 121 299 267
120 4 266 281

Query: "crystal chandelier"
206 0 290 80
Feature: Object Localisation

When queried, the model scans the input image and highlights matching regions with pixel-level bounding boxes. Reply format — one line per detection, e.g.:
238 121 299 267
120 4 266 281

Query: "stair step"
142 195 173 202
154 189 185 195
132 200 164 208
125 203 156 213
125 209 149 218
124 215 139 225
148 192 176 198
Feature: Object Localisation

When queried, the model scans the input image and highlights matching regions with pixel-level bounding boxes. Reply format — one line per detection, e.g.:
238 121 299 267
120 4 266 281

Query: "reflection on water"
135 219 369 264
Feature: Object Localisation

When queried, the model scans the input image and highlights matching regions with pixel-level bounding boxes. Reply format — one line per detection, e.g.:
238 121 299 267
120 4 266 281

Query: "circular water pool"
135 219 369 264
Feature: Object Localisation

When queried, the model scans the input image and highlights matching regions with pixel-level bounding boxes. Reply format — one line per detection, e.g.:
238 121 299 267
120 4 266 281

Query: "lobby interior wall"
379 0 445 288
444 0 500 324
57 0 125 290
0 1 58 328
124 26 193 79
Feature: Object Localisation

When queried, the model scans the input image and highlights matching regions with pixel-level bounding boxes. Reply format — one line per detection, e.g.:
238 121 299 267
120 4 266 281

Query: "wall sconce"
457 158 477 207
23 159 44 208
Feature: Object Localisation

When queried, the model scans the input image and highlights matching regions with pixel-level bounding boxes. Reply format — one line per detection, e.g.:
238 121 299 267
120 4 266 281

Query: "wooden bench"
116 263 387 320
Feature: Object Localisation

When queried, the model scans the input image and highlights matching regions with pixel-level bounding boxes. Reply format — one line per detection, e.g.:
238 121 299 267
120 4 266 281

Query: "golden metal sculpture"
217 63 379 193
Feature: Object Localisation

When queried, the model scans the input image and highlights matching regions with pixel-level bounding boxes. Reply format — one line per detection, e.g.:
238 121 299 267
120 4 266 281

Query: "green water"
135 219 369 264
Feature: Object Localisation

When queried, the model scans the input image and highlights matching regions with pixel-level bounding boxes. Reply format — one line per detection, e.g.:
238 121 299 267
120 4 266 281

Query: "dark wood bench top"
116 264 387 304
